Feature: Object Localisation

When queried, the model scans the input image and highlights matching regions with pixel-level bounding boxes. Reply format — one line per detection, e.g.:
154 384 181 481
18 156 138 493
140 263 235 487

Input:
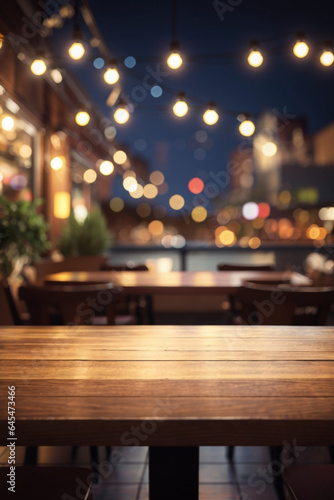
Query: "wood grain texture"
0 325 333 447
43 270 310 294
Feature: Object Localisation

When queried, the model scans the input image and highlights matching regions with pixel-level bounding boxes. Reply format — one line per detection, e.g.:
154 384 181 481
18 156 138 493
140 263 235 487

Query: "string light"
203 102 219 125
31 52 47 75
172 92 188 117
247 40 263 67
50 156 65 170
68 25 85 60
99 160 114 175
114 100 130 124
167 41 183 69
103 59 119 84
293 32 309 58
1 115 15 131
320 41 334 66
75 109 90 126
238 114 255 137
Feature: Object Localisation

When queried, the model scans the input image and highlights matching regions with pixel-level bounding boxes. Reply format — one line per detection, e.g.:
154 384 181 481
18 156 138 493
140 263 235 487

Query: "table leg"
149 446 199 500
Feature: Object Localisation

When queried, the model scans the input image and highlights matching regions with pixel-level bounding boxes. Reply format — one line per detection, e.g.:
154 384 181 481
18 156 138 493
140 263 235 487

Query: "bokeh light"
150 170 165 185
109 197 124 212
143 184 158 199
188 177 204 194
242 202 259 220
191 206 207 222
83 169 97 183
113 150 127 164
148 220 164 235
169 194 185 210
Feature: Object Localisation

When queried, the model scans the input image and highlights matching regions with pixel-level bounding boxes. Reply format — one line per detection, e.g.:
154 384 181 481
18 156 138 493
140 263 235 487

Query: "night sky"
50 0 334 212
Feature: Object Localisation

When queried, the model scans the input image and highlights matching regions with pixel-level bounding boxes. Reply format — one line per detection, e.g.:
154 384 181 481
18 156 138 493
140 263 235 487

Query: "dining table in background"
43 270 311 324
1 324 333 500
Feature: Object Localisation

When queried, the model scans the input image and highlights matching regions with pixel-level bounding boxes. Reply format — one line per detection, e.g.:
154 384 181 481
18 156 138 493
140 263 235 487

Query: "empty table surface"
0 324 333 447
43 270 311 294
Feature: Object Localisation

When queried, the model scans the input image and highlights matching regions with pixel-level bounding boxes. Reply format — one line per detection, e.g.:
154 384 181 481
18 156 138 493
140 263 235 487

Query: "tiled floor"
0 445 332 499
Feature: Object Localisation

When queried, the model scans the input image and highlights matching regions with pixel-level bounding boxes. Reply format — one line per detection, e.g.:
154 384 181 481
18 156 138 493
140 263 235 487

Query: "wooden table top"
0 325 333 447
44 270 310 294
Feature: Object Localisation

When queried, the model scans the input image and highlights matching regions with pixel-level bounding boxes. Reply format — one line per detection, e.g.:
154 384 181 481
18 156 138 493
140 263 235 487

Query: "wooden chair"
236 282 334 326
283 464 334 499
217 263 275 271
0 278 21 325
18 283 125 326
101 263 149 323
101 263 148 271
0 466 94 499
31 255 109 284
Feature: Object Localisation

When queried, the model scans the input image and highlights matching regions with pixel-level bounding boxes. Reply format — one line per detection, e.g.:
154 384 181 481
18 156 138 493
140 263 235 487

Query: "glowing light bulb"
99 160 114 175
248 50 263 67
320 43 334 66
31 57 47 75
239 118 255 137
203 103 219 125
173 93 188 117
1 115 15 131
68 41 85 60
104 61 119 84
114 104 130 124
167 41 183 69
75 110 90 126
262 142 277 157
293 33 309 58
50 156 65 170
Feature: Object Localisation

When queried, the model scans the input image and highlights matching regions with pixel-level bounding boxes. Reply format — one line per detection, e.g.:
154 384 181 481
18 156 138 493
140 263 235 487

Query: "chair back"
236 282 334 326
101 263 148 271
217 263 275 271
19 283 123 325
0 278 20 325
32 255 109 283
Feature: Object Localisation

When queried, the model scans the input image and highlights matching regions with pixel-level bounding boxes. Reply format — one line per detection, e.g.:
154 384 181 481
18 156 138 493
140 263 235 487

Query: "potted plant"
57 205 111 257
0 196 51 281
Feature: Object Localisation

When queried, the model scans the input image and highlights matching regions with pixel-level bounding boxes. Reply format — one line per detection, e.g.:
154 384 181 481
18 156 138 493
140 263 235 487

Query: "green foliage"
57 206 111 257
0 196 51 277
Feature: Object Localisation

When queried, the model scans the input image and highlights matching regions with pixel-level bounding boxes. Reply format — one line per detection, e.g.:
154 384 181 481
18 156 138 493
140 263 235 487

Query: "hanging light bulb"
172 92 188 117
320 41 334 66
103 59 119 84
293 32 309 58
31 52 47 75
75 109 90 126
68 25 85 60
114 100 130 124
247 40 263 68
167 41 183 69
203 102 219 125
238 114 255 137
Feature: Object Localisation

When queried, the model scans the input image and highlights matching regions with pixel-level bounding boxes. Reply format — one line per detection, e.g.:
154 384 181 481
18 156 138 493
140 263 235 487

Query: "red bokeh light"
188 177 204 194
257 202 270 218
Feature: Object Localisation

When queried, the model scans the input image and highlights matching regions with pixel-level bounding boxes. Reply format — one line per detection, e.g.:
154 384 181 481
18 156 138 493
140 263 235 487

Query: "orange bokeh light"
188 177 204 194
257 202 270 218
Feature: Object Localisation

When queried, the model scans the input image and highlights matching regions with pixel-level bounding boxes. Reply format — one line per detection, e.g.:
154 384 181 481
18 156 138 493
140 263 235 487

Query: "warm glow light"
279 190 292 205
1 116 15 131
248 237 261 249
203 104 219 125
239 119 255 137
293 40 309 58
320 50 334 66
99 160 114 175
191 206 207 222
307 224 321 240
257 202 270 218
143 183 158 199
50 156 65 171
148 220 164 235
19 145 32 159
262 142 277 157
167 44 183 69
219 230 236 246
123 176 137 191
50 68 63 83
247 50 263 67
54 192 71 219
75 110 90 126
150 171 165 186
104 66 119 85
113 150 127 164
31 58 47 75
242 202 259 220
173 94 188 117
114 106 130 124
110 197 124 212
68 41 85 60
129 184 144 199
73 204 88 223
83 169 97 183
169 194 185 210
0 34 3 50
188 177 204 194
